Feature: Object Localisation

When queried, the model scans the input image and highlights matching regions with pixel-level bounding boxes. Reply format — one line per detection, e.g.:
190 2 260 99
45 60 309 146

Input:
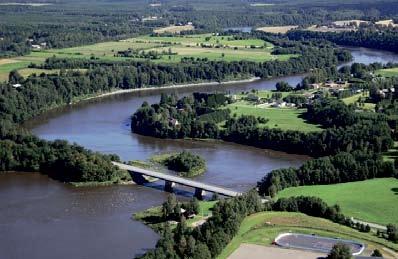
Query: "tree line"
287 28 398 53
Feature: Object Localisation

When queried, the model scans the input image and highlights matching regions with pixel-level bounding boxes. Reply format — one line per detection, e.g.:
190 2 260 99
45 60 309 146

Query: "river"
1 47 398 259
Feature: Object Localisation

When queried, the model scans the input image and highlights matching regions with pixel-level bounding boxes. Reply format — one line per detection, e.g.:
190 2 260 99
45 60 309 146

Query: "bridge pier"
130 172 148 184
194 188 206 200
164 180 175 193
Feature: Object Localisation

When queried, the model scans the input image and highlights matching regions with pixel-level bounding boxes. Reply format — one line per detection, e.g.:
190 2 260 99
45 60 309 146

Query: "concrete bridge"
112 162 243 199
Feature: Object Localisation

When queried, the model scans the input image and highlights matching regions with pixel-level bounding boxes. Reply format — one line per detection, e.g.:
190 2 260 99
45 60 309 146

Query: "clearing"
376 67 398 77
277 178 398 226
153 25 195 34
225 90 322 132
134 200 217 230
218 211 398 259
229 244 323 259
256 26 298 34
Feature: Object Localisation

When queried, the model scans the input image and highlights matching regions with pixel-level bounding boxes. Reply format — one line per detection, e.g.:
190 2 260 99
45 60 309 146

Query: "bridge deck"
113 162 242 197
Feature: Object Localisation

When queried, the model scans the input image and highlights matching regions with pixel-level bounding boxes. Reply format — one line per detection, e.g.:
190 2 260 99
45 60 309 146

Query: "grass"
256 26 298 34
153 25 195 34
0 34 295 81
383 142 398 162
225 91 322 132
341 92 376 111
376 67 398 77
134 200 217 231
277 178 398 226
218 212 398 259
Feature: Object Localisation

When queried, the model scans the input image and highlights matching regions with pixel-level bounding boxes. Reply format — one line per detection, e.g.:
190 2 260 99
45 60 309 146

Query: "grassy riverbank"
219 212 398 259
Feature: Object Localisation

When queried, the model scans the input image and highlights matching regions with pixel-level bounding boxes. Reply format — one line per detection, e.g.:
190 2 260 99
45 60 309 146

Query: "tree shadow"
391 187 398 195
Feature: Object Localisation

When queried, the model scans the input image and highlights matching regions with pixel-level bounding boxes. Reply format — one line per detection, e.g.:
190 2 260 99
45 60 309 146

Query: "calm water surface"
2 48 398 259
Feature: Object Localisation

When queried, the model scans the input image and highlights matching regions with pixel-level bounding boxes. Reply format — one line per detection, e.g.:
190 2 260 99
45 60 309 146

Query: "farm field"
0 34 294 81
153 24 194 34
218 212 398 259
277 178 398 226
256 26 298 34
376 67 398 77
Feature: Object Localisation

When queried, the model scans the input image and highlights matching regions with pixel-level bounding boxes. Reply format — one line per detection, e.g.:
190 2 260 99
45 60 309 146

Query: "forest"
287 28 398 53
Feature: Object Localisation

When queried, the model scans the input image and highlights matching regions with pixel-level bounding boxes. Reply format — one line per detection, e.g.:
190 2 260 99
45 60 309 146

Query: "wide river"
2 48 398 259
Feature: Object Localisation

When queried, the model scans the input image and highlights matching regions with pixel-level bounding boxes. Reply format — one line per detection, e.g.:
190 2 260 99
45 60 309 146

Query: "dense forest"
287 29 398 53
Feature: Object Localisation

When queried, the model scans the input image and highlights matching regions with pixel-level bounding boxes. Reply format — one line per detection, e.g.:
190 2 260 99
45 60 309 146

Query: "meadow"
376 67 398 77
218 212 398 259
0 34 294 82
225 90 322 132
277 178 398 226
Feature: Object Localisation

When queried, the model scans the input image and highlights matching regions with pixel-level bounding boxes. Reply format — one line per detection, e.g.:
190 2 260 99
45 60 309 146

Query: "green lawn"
376 67 398 77
226 102 322 132
218 212 398 259
277 178 398 226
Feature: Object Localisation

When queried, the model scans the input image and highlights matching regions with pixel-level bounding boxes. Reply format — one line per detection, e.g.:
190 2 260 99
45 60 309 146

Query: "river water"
2 48 398 259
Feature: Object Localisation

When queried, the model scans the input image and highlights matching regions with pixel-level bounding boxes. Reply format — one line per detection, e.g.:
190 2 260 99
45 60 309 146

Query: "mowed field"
376 67 398 77
218 212 398 259
256 26 298 34
0 34 295 81
225 91 322 132
277 178 398 226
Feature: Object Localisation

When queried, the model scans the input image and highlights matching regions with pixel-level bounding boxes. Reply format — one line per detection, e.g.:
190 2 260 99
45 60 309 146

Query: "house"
12 83 22 88
40 42 47 47
31 44 41 49
308 83 320 89
169 118 180 127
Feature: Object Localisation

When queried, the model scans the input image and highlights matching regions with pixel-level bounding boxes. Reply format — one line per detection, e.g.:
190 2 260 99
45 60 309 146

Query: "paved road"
112 162 243 197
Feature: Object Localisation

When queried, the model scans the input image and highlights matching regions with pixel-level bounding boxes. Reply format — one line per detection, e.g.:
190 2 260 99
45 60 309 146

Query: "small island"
153 151 207 177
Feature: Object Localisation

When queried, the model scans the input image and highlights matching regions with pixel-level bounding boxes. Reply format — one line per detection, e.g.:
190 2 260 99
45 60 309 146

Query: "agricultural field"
277 178 398 226
256 26 298 34
0 34 295 82
219 212 398 259
376 67 398 77
153 25 195 34
225 91 322 132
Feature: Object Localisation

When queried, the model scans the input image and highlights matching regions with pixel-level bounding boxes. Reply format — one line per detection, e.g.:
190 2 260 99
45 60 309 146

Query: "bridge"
112 162 243 199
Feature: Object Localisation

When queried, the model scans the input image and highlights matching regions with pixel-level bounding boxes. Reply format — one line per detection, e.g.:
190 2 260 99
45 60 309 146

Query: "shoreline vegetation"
77 77 261 104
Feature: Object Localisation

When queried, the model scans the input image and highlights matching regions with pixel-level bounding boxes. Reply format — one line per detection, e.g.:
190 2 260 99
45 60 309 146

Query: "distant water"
223 26 252 33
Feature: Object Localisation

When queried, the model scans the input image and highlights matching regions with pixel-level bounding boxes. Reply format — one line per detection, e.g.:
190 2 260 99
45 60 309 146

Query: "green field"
277 178 398 226
225 91 322 132
218 212 398 259
342 92 376 111
383 142 398 162
376 67 398 77
0 34 295 82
